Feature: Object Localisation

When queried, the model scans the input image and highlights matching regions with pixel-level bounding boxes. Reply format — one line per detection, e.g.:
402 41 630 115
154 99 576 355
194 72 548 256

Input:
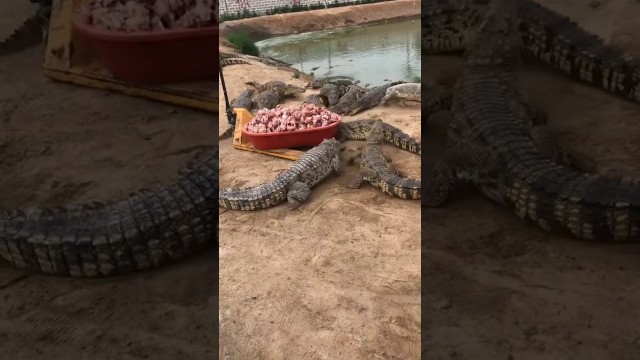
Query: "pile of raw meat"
78 0 218 32
244 104 342 134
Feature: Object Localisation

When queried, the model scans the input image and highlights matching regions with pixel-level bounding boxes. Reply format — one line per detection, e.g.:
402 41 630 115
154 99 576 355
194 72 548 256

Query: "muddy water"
256 18 421 87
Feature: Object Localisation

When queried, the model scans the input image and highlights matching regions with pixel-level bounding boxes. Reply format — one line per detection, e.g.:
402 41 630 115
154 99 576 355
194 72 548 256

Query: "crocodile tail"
501 164 640 242
0 149 218 277
219 181 286 211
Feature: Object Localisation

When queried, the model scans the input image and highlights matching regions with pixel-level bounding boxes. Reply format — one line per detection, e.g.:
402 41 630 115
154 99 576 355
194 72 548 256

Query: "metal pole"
219 59 236 127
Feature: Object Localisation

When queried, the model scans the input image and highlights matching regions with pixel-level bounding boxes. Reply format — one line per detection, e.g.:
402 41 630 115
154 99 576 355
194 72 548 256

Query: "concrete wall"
218 0 352 16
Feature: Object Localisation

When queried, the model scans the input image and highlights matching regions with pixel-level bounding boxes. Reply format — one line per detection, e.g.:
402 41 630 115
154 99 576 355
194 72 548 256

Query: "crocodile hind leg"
424 141 503 207
423 157 456 207
287 181 311 209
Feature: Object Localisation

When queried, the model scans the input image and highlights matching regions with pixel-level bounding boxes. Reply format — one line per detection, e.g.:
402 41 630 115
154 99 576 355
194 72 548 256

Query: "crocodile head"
463 0 522 69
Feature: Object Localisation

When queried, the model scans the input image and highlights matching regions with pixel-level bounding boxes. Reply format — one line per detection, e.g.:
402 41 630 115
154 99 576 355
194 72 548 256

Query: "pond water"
256 18 421 87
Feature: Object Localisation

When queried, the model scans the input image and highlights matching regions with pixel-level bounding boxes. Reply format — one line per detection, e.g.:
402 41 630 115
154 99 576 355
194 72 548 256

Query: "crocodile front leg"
346 167 376 189
287 181 311 209
332 154 343 175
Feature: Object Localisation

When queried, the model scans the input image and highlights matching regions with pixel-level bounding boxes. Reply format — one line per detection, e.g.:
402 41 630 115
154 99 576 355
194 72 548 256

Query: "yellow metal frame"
43 0 217 113
231 108 304 161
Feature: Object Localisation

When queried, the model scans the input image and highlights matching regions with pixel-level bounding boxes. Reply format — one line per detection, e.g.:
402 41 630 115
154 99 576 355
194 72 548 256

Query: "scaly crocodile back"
423 0 640 104
452 0 640 241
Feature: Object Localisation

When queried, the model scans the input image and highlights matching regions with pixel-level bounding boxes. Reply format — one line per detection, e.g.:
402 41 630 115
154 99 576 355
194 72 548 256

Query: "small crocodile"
348 120 421 200
346 81 405 115
219 139 342 210
337 119 421 156
329 85 367 115
423 0 640 105
246 80 305 100
307 76 358 89
303 94 328 108
230 88 255 110
424 0 640 241
251 90 281 110
319 83 343 106
0 148 218 277
380 83 422 106
220 58 251 68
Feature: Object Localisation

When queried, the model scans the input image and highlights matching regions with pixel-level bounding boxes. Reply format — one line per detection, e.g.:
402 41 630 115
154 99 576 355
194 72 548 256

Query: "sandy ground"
218 3 421 358
424 0 640 359
0 45 217 357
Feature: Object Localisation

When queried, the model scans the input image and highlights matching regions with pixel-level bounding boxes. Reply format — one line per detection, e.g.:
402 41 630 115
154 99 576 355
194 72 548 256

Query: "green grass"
227 31 260 56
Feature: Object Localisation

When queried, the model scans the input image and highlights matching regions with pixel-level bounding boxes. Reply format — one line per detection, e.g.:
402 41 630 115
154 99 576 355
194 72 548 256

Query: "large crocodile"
246 80 305 99
319 83 344 106
230 88 255 110
380 83 421 106
0 148 219 276
329 84 366 115
423 0 640 241
219 139 342 211
348 120 421 200
346 81 405 115
423 0 640 105
307 76 358 89
337 119 421 156
303 94 328 108
250 89 281 110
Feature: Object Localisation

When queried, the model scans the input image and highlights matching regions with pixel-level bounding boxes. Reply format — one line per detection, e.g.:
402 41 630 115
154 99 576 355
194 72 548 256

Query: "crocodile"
219 52 291 67
346 81 405 116
303 94 328 108
220 58 251 68
422 0 640 105
348 120 421 200
380 83 422 106
230 88 255 110
219 139 342 211
250 89 281 110
307 76 358 89
0 1 50 56
319 83 343 106
219 52 241 60
246 80 305 100
336 119 421 156
423 0 640 242
0 148 218 277
329 85 367 115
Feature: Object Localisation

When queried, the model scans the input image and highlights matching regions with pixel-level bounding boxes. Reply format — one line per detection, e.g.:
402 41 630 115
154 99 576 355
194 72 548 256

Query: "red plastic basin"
242 119 342 150
72 13 218 84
